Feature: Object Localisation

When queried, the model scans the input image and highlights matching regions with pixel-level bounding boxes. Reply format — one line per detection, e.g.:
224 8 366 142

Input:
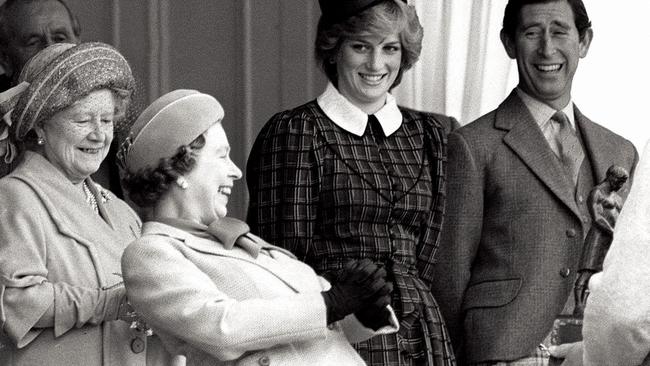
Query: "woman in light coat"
119 89 399 366
0 42 172 366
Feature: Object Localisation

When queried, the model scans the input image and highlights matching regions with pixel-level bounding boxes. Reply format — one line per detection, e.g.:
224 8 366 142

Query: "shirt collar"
516 87 576 129
316 82 402 137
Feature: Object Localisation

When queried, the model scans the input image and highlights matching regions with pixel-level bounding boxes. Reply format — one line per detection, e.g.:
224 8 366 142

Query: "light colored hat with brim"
12 42 135 141
119 89 224 174
0 42 134 166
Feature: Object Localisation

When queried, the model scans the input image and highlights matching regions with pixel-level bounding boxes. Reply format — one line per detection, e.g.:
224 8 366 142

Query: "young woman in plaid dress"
247 1 458 365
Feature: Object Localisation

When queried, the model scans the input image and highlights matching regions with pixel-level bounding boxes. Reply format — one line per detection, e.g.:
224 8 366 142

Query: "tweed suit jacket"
121 221 398 366
431 90 638 364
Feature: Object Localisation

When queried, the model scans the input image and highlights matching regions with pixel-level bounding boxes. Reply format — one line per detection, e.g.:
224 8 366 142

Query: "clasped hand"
117 294 153 336
322 259 393 328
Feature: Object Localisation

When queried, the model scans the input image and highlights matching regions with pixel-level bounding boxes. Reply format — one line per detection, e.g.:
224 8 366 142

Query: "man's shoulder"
399 106 459 135
453 108 501 143
577 112 637 156
580 116 632 144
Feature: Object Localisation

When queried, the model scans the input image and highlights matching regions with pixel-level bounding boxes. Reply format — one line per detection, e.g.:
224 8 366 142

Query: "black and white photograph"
0 1 648 365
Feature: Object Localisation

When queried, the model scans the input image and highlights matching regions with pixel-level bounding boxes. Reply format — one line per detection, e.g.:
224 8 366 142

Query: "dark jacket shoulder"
399 106 460 135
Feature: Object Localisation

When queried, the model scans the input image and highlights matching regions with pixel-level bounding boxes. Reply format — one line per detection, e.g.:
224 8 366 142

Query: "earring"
37 136 45 145
176 177 188 190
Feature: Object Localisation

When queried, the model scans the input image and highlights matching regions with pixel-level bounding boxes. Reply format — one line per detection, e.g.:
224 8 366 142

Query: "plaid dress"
247 101 455 366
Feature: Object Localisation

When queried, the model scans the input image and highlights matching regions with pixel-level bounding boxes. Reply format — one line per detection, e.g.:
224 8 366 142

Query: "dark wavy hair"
122 133 206 208
315 0 423 90
502 0 592 42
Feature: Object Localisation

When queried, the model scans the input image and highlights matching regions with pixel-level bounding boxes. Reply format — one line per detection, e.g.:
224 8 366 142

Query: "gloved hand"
355 287 393 330
321 259 390 324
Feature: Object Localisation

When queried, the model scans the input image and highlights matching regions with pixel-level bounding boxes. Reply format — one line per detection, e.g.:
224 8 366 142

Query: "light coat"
121 221 399 366
431 91 638 363
0 152 170 366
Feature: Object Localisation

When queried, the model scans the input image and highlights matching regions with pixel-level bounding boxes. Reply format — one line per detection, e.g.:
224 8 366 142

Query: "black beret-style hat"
318 0 406 23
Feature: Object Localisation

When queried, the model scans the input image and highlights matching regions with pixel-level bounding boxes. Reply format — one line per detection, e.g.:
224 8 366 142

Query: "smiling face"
336 32 402 114
184 123 242 224
35 89 115 183
501 0 592 110
2 0 79 77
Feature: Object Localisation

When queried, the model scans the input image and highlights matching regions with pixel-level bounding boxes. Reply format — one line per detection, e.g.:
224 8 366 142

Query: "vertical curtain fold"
393 0 514 125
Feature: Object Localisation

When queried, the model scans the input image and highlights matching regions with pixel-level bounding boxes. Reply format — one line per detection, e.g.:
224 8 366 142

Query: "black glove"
355 301 392 330
321 259 389 325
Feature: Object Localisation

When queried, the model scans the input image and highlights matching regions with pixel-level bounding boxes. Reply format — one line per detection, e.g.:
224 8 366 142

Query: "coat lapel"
10 152 136 286
575 108 616 184
498 92 582 219
144 222 307 293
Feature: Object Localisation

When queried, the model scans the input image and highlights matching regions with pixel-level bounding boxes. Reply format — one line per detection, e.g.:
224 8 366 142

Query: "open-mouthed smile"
359 73 387 83
217 186 232 195
78 147 103 154
535 64 562 72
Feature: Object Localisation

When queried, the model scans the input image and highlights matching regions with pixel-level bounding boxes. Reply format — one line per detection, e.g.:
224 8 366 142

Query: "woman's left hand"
117 298 153 336
548 341 584 366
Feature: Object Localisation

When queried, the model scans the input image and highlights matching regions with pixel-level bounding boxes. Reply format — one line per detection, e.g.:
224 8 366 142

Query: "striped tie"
552 111 585 184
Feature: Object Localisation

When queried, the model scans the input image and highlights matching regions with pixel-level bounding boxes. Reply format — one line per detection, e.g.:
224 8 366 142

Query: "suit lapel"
498 92 582 219
575 107 614 184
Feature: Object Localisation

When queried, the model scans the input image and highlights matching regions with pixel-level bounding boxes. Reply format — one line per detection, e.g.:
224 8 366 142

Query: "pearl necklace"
82 181 99 214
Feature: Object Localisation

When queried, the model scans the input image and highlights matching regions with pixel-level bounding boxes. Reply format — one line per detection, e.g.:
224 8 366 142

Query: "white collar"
316 82 402 137
516 87 576 129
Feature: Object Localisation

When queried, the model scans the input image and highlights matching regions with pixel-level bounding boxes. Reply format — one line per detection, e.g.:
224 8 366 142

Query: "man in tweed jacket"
431 0 638 364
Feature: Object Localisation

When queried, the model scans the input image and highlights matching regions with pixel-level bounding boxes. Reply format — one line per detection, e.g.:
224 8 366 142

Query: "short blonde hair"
315 0 423 89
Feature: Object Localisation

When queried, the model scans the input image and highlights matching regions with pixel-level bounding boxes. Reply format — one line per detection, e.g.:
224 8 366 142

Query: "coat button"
566 229 576 238
559 268 571 278
258 355 270 366
131 337 145 353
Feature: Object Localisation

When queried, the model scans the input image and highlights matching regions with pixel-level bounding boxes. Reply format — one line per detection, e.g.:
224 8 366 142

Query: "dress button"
258 355 271 366
559 268 571 278
577 195 584 203
566 229 576 238
131 337 145 354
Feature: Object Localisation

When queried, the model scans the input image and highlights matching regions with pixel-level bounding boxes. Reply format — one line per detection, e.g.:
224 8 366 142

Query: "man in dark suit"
0 0 125 197
0 0 80 91
431 0 638 364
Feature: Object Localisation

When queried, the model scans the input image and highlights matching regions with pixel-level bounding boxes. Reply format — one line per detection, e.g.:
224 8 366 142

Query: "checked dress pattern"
247 100 455 366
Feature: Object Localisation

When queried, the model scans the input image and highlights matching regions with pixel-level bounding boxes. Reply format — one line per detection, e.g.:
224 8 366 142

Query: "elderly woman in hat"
247 0 457 365
0 42 173 366
119 89 399 366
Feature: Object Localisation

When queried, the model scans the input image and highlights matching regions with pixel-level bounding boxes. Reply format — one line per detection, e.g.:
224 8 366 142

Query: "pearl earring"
176 177 188 190
37 136 45 145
